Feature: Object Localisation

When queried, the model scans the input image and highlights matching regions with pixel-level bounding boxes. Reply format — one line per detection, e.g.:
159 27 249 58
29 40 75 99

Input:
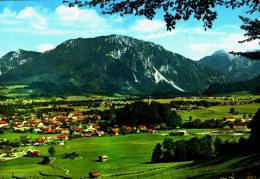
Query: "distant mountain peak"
199 50 260 82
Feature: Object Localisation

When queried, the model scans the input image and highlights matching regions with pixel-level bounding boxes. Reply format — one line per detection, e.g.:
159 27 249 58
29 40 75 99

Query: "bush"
38 156 50 165
61 152 80 159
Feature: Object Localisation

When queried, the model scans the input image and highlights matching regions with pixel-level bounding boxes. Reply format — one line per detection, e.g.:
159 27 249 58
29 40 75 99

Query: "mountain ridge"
0 35 229 96
198 50 260 82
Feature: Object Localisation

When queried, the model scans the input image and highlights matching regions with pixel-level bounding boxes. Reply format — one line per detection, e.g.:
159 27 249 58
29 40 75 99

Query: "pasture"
178 103 260 122
0 132 251 178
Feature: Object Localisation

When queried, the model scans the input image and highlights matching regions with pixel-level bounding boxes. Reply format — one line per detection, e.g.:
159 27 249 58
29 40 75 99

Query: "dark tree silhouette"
248 108 260 146
151 143 163 163
231 16 260 60
63 0 259 31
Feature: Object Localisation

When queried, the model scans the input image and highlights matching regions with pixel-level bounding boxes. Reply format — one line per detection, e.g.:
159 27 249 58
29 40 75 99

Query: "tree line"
152 108 260 163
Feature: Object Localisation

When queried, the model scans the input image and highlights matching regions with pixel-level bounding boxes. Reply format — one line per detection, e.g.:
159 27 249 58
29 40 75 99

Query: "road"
0 146 33 162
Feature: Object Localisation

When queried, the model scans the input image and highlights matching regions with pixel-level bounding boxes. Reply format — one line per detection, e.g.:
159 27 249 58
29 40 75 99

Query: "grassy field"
178 103 260 122
0 131 56 141
0 132 252 178
0 95 259 178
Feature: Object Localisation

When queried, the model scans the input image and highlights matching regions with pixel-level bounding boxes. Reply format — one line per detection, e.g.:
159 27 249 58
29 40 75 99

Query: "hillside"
199 50 260 82
204 74 260 95
0 35 228 96
0 49 41 75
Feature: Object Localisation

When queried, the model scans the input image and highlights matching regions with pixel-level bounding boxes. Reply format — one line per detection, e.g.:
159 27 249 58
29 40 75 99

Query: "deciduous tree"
64 0 259 31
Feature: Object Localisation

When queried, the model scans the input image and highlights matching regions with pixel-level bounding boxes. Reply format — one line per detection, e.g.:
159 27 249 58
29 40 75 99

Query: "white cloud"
55 5 108 29
36 43 55 52
17 7 47 30
189 33 259 59
130 19 165 32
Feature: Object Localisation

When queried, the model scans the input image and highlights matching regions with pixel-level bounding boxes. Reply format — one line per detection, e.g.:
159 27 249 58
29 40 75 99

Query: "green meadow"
0 133 253 178
178 103 260 122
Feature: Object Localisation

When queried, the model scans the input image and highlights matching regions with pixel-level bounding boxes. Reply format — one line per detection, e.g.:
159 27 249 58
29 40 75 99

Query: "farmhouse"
169 130 187 136
89 171 101 178
0 121 8 128
224 116 236 122
37 137 47 144
26 150 41 157
57 134 69 141
99 155 109 162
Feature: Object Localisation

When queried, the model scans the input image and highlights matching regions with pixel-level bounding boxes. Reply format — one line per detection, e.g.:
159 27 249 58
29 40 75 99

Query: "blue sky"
0 0 259 60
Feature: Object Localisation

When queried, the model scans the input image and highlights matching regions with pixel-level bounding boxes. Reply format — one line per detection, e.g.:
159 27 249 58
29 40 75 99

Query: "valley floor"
0 95 259 178
1 133 259 179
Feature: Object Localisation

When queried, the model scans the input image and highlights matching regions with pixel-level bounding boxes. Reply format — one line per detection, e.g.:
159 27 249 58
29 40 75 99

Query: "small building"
224 116 236 122
99 155 108 162
95 125 101 131
58 141 65 145
56 134 69 141
89 171 101 178
37 137 47 144
111 128 120 135
0 121 8 128
26 150 41 157
148 129 156 134
169 130 187 136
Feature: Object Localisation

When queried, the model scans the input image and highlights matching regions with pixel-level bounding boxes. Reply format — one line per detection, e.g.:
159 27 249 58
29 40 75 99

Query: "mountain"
198 50 260 82
204 74 260 95
0 35 228 96
0 49 41 75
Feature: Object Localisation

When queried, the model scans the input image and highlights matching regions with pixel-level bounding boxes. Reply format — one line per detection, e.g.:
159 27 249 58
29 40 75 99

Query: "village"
0 96 259 178
0 107 253 159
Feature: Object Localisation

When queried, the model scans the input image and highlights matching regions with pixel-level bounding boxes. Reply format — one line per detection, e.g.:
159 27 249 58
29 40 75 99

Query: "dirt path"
49 157 70 176
0 146 32 162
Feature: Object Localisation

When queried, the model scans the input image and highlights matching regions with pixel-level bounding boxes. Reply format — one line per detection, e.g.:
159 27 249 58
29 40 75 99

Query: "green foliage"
153 136 214 163
48 146 56 157
248 108 260 146
39 156 51 165
115 101 182 128
151 143 163 163
61 152 80 159
64 0 258 31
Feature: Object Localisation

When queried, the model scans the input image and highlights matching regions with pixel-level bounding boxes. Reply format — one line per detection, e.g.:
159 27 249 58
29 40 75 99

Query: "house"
47 129 56 134
138 124 148 132
32 128 42 134
111 128 120 135
95 125 101 131
148 129 156 134
37 137 47 144
26 150 41 157
58 141 65 145
169 130 187 136
99 155 108 162
138 125 147 130
97 131 104 136
0 121 8 128
84 133 93 137
89 171 101 178
29 120 41 128
224 116 236 122
56 134 69 141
